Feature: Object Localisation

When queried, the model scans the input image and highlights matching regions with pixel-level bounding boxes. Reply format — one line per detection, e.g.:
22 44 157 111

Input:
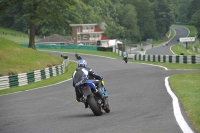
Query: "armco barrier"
21 44 115 52
113 47 200 64
0 59 69 90
132 54 200 64
97 47 113 52
21 44 98 51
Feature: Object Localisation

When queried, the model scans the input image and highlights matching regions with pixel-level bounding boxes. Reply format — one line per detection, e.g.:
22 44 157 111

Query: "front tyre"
87 94 103 116
104 98 110 113
104 105 110 113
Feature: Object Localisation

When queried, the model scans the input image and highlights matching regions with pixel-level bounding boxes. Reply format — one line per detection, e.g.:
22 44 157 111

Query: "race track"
0 26 199 133
146 25 189 55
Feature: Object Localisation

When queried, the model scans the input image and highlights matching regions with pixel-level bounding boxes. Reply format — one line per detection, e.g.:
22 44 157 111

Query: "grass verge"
0 26 40 44
169 73 200 133
0 37 64 76
171 44 200 56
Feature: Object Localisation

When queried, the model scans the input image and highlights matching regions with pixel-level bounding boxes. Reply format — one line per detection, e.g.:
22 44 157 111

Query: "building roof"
36 34 73 44
69 24 97 26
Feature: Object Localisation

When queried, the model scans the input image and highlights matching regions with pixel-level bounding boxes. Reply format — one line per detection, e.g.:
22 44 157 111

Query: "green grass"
171 42 200 56
169 73 200 133
0 27 28 35
0 26 40 44
192 39 200 48
187 46 200 55
171 44 196 55
0 37 64 76
187 25 198 37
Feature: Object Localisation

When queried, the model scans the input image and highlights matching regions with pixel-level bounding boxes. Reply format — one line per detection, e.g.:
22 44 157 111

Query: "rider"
123 52 128 62
75 53 82 60
72 59 105 108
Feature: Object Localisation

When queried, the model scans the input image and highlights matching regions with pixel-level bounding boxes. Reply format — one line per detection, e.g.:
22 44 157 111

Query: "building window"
83 35 88 40
77 27 80 32
78 35 81 40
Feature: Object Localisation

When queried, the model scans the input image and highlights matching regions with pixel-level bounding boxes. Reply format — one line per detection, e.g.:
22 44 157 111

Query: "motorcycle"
76 80 110 116
61 53 68 59
123 56 128 63
75 53 82 60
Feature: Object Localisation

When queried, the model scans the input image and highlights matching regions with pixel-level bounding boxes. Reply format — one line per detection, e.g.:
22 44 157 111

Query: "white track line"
0 79 72 97
165 77 194 133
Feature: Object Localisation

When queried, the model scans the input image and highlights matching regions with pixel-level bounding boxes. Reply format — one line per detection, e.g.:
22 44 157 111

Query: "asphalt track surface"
0 26 199 133
146 25 189 55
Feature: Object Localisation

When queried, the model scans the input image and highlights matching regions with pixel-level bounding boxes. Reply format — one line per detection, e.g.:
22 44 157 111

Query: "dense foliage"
0 0 200 48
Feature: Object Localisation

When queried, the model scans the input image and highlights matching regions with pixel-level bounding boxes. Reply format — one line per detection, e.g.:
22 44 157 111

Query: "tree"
115 3 140 41
75 0 103 24
176 0 191 23
188 0 200 21
103 21 125 39
152 0 174 37
190 9 200 37
0 0 76 49
134 0 157 40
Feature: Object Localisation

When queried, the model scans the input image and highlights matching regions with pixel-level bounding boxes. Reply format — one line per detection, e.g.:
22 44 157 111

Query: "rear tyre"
87 94 103 116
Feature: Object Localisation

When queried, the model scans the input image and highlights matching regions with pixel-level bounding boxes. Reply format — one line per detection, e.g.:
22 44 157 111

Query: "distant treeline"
0 0 199 43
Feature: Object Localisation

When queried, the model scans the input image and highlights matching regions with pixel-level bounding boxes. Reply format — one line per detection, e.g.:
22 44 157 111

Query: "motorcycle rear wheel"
87 94 103 116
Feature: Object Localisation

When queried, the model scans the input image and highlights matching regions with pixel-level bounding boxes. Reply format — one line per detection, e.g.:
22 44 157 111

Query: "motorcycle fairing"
83 80 96 91
78 81 96 95
81 84 92 96
99 87 108 98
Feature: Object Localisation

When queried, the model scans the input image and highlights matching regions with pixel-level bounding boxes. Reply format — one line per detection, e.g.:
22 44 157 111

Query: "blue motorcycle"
77 80 110 116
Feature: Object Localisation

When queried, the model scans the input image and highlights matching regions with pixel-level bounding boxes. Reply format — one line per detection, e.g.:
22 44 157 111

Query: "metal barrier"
21 44 98 51
0 59 69 90
132 54 200 64
113 47 200 64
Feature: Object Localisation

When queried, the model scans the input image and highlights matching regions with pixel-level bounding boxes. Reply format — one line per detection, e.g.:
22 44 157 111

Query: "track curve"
0 26 199 133
146 26 189 55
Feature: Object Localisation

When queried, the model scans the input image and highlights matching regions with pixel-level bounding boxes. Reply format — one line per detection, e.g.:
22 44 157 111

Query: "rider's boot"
76 97 88 108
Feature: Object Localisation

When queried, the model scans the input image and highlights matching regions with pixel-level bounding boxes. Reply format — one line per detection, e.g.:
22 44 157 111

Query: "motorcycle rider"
72 59 106 108
123 52 128 63
75 53 82 60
